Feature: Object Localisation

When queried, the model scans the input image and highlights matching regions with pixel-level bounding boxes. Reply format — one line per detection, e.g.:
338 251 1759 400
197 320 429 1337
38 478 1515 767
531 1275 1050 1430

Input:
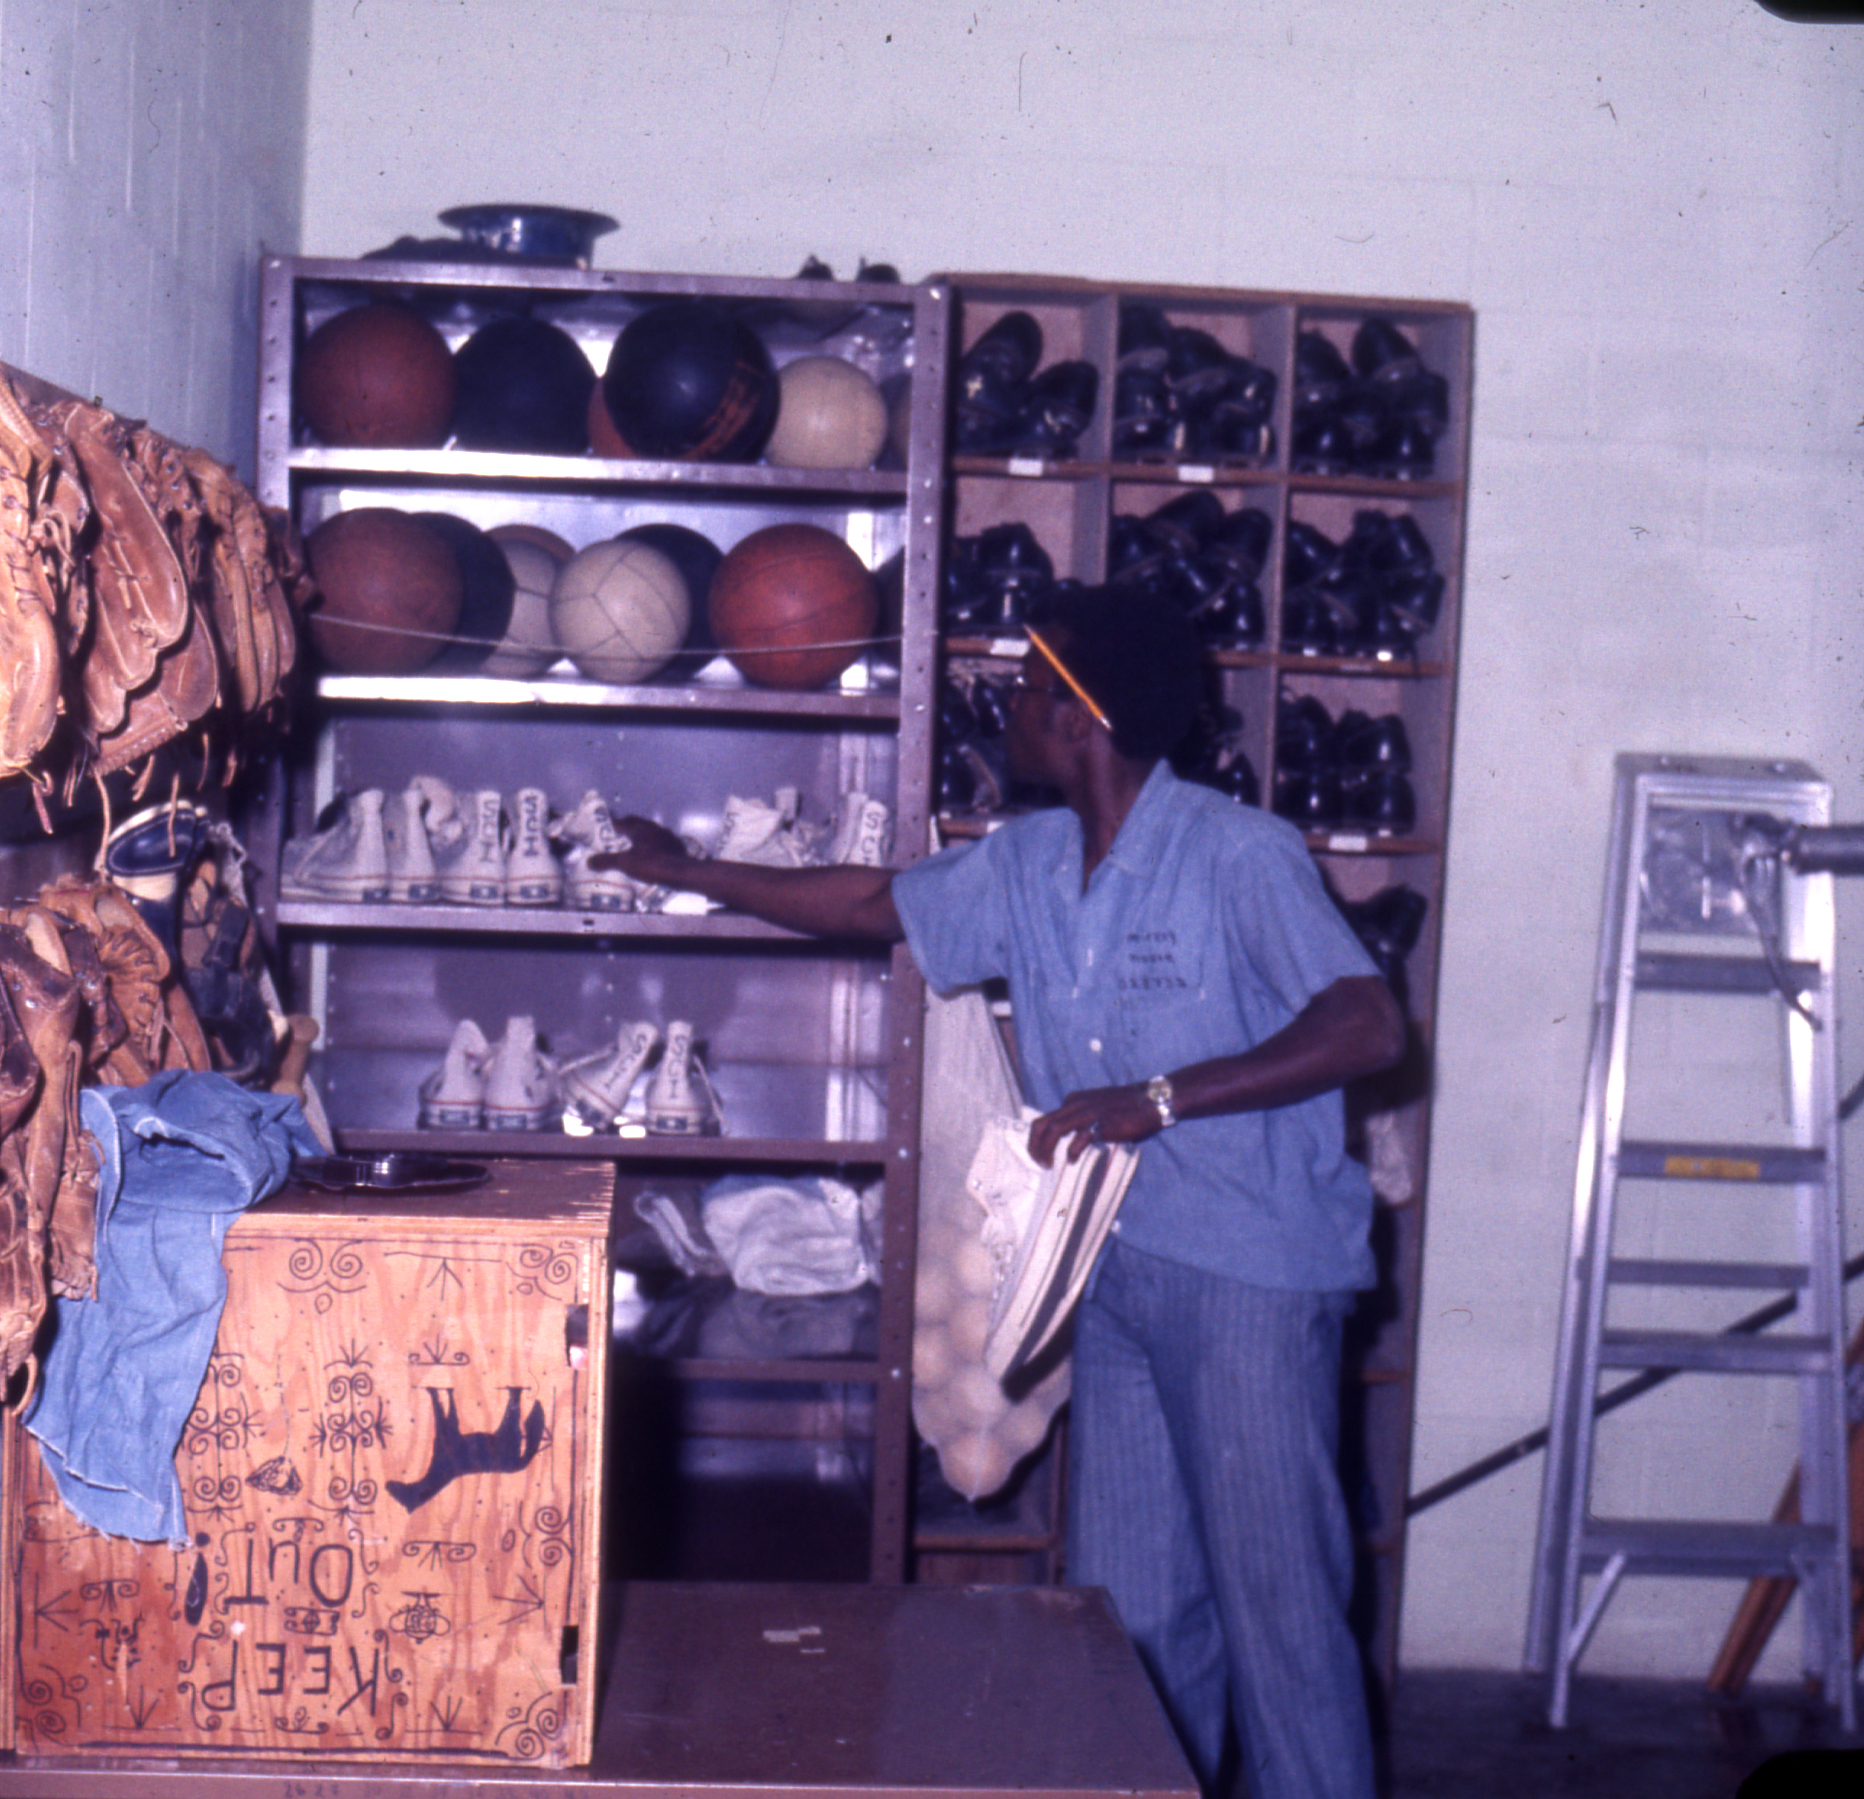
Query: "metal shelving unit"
256 253 949 1581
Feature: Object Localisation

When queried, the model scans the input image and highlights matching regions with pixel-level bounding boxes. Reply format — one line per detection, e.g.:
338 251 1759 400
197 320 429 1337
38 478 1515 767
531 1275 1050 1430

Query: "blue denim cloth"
894 762 1378 1291
1067 1240 1374 1799
26 1071 319 1542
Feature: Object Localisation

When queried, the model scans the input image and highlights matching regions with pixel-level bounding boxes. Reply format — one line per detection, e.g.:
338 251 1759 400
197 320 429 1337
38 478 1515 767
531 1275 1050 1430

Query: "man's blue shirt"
894 762 1379 1292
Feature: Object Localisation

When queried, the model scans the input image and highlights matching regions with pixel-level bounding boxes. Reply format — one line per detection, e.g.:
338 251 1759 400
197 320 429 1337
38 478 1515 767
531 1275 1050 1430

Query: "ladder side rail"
1548 774 1657 1704
1525 765 1648 1671
1793 855 1853 1721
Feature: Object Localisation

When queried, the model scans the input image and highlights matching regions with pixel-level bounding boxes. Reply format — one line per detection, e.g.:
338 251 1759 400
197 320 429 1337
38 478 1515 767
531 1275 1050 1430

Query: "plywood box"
0 1158 613 1767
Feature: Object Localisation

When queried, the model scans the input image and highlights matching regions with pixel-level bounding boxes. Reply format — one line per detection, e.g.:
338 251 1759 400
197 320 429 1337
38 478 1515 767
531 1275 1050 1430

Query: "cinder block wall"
0 0 309 472
300 0 1864 1681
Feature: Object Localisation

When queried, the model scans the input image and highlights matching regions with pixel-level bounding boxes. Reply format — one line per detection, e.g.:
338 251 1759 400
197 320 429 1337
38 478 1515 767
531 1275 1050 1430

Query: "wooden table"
0 1580 1197 1797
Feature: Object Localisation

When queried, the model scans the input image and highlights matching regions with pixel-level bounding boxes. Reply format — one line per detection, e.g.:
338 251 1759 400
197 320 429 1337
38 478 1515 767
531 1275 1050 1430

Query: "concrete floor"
1382 1670 1864 1798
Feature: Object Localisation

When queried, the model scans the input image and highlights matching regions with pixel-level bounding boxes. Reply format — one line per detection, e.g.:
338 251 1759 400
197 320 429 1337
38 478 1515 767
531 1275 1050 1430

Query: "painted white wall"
0 0 310 472
306 0 1864 1679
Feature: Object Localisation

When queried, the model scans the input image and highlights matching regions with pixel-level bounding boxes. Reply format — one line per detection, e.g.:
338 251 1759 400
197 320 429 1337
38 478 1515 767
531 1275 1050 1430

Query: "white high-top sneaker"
280 789 391 903
417 1018 491 1129
713 787 824 868
436 789 506 906
560 1019 660 1130
827 792 895 867
382 786 440 904
642 1019 722 1136
481 1015 559 1131
549 791 641 912
505 787 564 906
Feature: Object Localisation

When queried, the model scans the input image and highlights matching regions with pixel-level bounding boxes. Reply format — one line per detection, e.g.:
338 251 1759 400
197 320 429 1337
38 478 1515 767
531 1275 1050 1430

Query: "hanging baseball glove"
52 400 192 742
0 920 82 1384
0 376 71 786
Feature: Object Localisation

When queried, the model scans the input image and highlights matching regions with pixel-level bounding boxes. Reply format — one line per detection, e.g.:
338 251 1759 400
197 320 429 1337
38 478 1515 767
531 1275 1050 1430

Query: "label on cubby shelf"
988 637 1025 658
1325 833 1371 853
1177 465 1216 483
1008 456 1047 477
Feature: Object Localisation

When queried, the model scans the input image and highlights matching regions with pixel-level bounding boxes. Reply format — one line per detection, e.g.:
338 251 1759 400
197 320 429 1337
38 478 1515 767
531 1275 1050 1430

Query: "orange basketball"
304 509 463 674
706 524 878 690
297 303 456 447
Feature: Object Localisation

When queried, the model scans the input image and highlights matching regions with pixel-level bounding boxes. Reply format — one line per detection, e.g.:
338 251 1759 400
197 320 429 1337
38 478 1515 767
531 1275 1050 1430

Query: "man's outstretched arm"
592 816 905 941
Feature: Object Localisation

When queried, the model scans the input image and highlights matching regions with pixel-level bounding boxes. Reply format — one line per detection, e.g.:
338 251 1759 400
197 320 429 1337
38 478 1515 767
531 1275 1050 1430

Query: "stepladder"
1525 754 1855 1728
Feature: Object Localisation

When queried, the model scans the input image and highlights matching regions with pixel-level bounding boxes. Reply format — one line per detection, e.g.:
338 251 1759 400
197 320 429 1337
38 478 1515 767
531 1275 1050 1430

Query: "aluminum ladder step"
1616 1140 1825 1184
1597 1329 1835 1376
1576 1517 1842 1578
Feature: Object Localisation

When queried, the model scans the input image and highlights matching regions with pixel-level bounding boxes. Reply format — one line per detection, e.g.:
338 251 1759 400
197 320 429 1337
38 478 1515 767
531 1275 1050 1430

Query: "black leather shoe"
1381 567 1444 641
1113 366 1174 456
1147 490 1226 553
1283 521 1341 590
1108 514 1165 581
937 742 978 811
1386 367 1449 433
1209 506 1273 579
1185 563 1264 646
1276 694 1338 769
1291 409 1357 475
1013 360 1098 457
1352 317 1422 383
953 378 1025 453
1340 769 1416 835
1282 590 1343 656
938 676 980 742
1295 332 1353 406
971 674 1013 737
1274 766 1343 832
1339 711 1412 773
1167 326 1236 401
1367 416 1436 479
962 311 1044 388
1118 302 1173 371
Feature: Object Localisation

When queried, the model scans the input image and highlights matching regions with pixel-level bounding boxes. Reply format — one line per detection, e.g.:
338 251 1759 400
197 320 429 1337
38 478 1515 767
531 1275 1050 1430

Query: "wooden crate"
0 1158 613 1768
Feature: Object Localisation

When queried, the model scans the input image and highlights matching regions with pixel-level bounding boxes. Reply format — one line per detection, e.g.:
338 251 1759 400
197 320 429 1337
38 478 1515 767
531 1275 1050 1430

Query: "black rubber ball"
602 300 778 462
451 316 595 454
416 513 517 671
619 522 725 669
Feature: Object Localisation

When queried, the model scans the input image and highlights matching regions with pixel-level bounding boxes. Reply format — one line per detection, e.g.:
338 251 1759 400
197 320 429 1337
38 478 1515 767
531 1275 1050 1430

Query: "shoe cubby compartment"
1290 305 1469 488
1108 476 1280 656
1274 668 1450 851
949 287 1114 468
1107 293 1291 474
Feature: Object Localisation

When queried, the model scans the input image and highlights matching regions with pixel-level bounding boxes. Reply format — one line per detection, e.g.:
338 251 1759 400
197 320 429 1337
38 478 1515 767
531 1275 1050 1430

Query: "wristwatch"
1144 1074 1177 1129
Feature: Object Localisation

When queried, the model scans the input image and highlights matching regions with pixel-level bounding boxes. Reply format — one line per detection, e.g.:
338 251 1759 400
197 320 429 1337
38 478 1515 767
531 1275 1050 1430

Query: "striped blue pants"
1066 1239 1375 1799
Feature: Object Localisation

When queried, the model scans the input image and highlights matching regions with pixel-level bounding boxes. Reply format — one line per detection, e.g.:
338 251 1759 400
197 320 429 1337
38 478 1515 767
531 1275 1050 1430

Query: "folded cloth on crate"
26 1070 319 1541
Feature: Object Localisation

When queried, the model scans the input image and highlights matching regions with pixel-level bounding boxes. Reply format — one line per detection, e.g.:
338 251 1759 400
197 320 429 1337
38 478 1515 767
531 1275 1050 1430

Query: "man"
595 586 1403 1799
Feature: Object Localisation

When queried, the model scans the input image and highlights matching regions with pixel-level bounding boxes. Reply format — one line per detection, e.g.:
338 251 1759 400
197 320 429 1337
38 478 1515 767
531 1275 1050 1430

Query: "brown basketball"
304 509 463 674
297 302 457 448
706 523 878 690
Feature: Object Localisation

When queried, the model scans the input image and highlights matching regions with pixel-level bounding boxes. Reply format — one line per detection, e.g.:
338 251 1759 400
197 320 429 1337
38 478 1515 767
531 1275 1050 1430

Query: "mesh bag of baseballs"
914 984 1133 1501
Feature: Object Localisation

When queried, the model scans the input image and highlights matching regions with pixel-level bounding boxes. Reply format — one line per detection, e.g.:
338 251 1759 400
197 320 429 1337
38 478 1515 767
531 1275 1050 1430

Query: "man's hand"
587 815 693 887
1029 1083 1162 1167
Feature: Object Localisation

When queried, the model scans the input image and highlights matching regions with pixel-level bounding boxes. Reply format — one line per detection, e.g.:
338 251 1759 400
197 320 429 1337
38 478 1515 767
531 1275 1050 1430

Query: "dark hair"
1048 585 1204 761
